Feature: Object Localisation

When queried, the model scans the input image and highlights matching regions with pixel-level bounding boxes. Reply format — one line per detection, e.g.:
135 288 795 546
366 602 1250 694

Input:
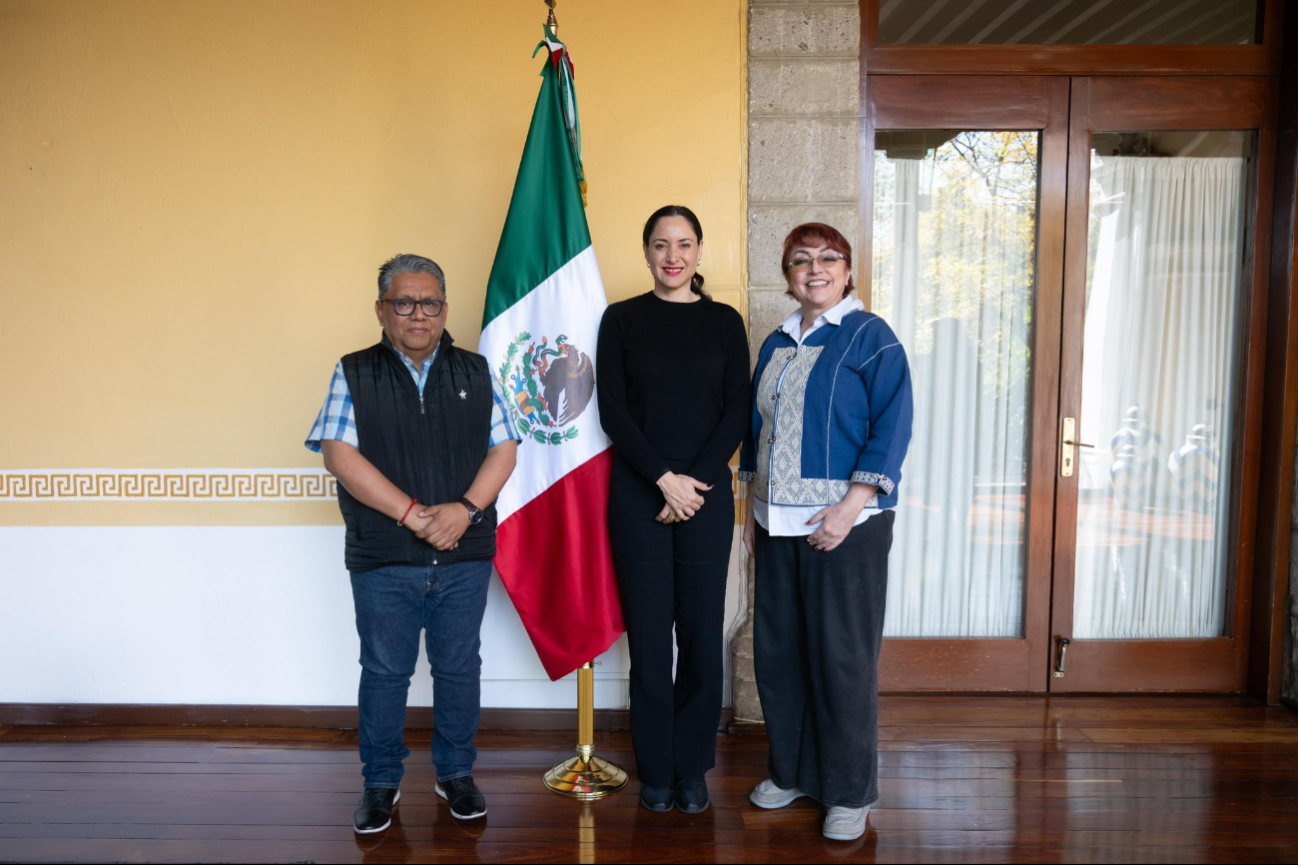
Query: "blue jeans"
350 559 492 789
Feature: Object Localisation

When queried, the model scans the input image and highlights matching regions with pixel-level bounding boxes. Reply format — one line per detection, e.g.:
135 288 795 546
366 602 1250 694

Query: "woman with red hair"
739 223 913 841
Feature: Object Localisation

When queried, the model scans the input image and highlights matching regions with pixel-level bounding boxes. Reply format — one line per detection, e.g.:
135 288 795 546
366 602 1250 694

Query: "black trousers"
754 511 895 808
608 459 733 788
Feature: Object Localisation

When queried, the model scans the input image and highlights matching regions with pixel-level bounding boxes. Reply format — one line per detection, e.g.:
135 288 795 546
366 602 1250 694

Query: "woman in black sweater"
596 205 751 814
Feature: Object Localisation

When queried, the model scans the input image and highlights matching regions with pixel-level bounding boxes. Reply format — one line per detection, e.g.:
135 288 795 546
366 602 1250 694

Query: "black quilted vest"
337 332 497 571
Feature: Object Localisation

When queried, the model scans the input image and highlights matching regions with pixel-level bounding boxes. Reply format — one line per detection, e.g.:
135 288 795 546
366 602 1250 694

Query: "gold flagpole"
545 0 558 37
543 661 628 797
537 0 625 800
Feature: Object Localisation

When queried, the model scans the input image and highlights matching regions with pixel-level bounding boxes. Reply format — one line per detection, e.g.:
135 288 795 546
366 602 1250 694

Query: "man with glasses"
305 253 520 834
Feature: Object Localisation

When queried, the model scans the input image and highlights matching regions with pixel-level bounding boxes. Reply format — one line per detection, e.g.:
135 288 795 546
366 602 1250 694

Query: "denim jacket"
739 310 913 509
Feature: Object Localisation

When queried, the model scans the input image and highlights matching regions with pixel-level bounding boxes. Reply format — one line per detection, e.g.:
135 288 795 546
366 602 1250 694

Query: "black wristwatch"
459 497 484 525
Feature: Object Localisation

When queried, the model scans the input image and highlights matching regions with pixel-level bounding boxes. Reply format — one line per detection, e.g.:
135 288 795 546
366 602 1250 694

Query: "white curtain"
873 137 1036 638
1072 155 1246 639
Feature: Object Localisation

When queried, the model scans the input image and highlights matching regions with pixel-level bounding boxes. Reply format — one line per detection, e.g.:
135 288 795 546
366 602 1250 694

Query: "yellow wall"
0 0 747 524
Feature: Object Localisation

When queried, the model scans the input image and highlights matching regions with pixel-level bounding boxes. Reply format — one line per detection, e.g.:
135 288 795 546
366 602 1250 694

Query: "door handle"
1060 418 1094 477
1053 637 1070 678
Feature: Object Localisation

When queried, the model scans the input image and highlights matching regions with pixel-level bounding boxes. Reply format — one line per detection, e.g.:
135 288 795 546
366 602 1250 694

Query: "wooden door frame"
864 76 1069 691
1048 76 1279 692
855 2 1297 699
860 0 1285 77
1248 0 1298 708
856 1 1292 701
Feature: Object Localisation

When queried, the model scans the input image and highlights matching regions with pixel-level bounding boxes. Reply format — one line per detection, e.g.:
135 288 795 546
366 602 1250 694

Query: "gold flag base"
543 749 628 799
543 661 628 799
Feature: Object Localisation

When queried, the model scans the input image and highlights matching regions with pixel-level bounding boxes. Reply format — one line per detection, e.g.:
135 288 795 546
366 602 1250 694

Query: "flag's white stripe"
479 246 610 523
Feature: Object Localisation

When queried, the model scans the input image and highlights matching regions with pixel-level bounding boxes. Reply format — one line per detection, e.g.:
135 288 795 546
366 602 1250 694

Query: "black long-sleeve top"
596 292 752 485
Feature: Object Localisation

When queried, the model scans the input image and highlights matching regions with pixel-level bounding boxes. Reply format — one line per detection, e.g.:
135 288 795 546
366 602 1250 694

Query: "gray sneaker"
823 804 870 840
749 778 808 809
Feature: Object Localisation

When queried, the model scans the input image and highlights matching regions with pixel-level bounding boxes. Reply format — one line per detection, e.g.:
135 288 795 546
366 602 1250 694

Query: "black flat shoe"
436 776 487 820
354 787 400 834
639 783 675 812
675 779 710 813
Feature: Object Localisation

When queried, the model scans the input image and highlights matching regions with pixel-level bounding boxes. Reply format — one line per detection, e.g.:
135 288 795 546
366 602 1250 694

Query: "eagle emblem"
497 332 595 445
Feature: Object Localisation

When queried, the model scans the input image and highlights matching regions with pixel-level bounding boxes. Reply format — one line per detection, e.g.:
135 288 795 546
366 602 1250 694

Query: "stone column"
731 0 861 723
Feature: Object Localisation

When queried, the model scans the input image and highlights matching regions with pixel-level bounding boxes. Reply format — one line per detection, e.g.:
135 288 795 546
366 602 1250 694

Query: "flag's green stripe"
482 57 591 328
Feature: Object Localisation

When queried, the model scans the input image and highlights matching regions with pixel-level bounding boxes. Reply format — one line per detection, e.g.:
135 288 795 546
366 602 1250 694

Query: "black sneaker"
675 779 710 814
639 783 674 813
436 776 487 820
353 787 400 834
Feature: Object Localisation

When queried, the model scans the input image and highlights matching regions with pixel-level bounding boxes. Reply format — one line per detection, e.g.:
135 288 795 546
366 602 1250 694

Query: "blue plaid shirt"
305 345 520 453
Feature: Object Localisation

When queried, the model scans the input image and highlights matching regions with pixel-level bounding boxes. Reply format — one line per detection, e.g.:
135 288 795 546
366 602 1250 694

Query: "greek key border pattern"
0 470 336 501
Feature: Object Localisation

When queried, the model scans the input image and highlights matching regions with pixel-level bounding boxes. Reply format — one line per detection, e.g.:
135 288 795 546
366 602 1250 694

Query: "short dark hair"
377 254 445 300
781 223 854 299
642 205 708 298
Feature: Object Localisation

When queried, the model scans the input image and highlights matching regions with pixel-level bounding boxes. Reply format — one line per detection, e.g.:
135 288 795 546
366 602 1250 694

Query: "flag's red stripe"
494 448 623 681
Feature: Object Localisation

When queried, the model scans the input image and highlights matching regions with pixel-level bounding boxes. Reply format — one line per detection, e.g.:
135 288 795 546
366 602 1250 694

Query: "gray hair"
377 253 446 300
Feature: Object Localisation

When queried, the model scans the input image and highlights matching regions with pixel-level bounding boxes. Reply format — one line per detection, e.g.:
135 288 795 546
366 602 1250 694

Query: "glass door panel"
1072 131 1251 641
873 130 1039 639
867 76 1068 690
1050 77 1273 692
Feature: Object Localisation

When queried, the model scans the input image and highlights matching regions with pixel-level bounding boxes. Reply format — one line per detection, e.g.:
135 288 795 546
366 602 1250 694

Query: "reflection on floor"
3 695 1298 863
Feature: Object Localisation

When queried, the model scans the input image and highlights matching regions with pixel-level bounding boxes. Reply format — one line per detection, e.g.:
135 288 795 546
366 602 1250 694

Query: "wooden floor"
2 696 1298 864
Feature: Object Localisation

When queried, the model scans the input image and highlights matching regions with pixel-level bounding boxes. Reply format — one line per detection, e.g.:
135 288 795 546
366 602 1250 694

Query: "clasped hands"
654 471 712 524
405 502 471 550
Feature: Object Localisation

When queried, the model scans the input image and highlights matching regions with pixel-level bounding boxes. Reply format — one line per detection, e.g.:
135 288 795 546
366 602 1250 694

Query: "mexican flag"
479 33 623 681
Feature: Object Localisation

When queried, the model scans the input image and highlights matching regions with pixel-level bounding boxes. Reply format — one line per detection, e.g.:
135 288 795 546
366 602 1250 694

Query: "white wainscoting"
0 526 746 709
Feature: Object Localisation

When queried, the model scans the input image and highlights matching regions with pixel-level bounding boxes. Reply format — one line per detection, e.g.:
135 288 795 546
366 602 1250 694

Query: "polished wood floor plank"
6 838 1298 865
879 725 1099 742
5 820 1298 850
2 696 1297 863
11 752 1246 778
1081 726 1298 743
4 764 1295 801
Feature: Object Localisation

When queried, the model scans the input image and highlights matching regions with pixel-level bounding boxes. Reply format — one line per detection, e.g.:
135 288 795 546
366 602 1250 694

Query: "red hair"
780 222 854 298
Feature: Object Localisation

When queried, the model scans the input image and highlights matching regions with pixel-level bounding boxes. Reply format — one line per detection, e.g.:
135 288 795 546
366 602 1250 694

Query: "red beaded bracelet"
397 498 419 527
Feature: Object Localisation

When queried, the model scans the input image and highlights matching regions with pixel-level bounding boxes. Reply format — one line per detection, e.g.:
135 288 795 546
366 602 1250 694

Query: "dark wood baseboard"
0 703 629 730
0 703 736 732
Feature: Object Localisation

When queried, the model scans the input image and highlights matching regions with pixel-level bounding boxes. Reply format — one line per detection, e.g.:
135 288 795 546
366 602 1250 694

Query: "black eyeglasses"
383 298 445 317
785 252 847 272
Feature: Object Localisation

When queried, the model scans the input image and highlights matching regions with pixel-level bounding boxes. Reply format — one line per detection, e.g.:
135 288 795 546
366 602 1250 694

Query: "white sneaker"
749 778 808 809
823 804 870 840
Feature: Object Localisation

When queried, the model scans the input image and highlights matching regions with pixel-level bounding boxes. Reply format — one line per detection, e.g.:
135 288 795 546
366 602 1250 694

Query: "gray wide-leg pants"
754 511 895 808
